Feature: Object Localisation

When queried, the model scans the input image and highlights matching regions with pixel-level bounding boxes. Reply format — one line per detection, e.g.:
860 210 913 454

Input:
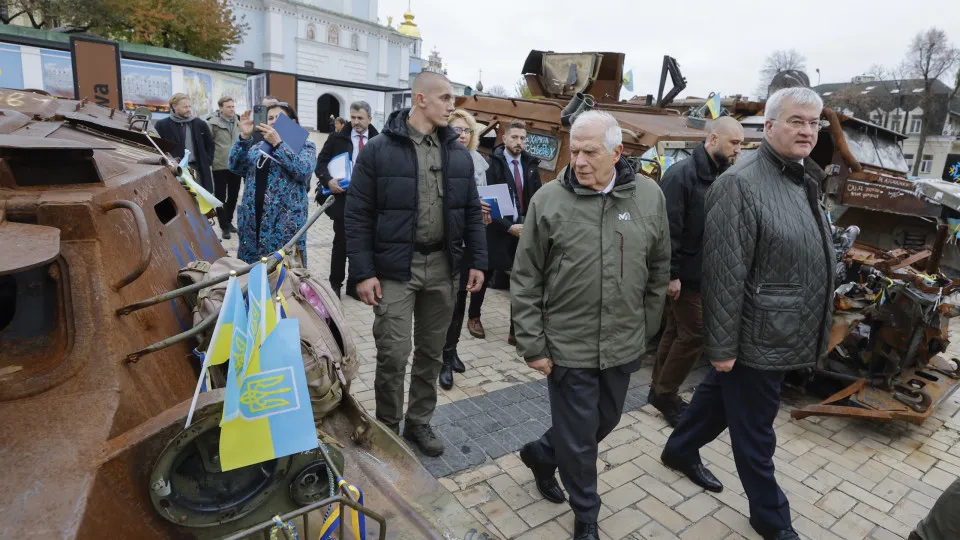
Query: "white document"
327 152 350 180
478 184 517 218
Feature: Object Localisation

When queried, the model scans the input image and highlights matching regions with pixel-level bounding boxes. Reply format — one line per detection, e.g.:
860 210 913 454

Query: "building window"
351 34 359 50
920 155 933 174
905 153 914 169
891 115 902 132
328 25 339 45
910 117 923 134
306 24 316 40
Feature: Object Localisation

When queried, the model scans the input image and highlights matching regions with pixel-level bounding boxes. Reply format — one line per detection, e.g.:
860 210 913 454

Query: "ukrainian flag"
184 276 240 428
219 263 317 471
706 93 722 119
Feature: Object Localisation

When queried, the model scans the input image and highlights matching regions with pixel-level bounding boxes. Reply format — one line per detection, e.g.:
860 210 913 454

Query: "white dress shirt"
599 170 617 193
351 129 369 163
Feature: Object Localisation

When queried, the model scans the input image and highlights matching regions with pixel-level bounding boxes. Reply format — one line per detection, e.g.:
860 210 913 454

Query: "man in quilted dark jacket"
661 87 835 540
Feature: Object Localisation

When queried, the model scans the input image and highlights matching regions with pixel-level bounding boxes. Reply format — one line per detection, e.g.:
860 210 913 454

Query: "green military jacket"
207 111 240 171
511 158 671 370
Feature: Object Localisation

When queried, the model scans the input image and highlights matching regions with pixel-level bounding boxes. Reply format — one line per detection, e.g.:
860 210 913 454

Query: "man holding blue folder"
315 101 379 299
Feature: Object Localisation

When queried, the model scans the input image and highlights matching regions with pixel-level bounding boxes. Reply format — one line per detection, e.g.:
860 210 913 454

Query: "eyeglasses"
452 127 473 134
777 118 825 132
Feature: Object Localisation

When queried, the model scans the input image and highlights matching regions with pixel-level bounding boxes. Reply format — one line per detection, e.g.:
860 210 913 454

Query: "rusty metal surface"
839 171 941 217
0 89 226 538
0 219 60 275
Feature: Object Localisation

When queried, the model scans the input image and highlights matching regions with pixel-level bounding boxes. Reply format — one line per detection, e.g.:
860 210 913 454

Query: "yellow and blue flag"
622 70 634 93
219 317 317 471
184 276 240 428
219 262 316 471
706 92 722 119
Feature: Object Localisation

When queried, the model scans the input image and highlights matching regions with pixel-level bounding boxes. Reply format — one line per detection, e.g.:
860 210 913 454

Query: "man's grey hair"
765 87 823 122
571 110 622 152
350 101 372 118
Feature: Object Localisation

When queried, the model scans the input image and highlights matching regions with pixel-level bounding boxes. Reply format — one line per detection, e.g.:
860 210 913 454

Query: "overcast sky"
378 0 960 100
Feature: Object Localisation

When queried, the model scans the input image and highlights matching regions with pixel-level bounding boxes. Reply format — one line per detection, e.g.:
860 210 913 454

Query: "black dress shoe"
228 223 238 233
519 443 565 503
661 451 723 493
768 529 800 540
221 228 231 240
649 391 689 428
574 520 599 540
449 350 466 373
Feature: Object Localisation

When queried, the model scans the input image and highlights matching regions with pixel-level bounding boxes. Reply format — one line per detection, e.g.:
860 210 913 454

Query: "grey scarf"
169 112 196 163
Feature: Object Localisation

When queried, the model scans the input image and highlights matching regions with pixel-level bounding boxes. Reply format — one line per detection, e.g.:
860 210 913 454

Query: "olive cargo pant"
372 251 455 427
653 289 704 397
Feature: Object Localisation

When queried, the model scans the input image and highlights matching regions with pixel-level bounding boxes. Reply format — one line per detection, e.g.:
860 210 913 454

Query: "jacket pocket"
747 284 802 348
544 251 565 312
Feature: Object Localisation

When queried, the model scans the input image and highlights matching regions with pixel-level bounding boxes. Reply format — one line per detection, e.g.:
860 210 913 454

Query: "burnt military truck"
0 88 495 539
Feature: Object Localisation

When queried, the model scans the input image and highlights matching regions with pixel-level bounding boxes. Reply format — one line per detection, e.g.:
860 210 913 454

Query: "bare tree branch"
756 49 807 99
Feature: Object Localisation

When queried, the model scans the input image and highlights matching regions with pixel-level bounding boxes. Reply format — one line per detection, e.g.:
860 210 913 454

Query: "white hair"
765 87 823 122
571 110 622 152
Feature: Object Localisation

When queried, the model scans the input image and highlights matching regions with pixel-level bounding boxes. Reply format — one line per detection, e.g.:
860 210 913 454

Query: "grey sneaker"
403 423 444 457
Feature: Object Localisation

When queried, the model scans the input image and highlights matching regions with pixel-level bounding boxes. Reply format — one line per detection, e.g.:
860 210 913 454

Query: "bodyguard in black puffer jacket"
344 72 487 458
345 108 487 282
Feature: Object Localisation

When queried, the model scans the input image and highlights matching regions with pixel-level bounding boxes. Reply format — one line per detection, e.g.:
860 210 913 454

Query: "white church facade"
227 0 423 130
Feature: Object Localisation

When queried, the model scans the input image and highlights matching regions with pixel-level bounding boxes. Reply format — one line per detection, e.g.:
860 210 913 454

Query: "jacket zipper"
619 233 624 279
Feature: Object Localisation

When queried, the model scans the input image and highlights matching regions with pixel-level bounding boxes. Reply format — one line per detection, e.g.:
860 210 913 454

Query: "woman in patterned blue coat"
229 103 317 265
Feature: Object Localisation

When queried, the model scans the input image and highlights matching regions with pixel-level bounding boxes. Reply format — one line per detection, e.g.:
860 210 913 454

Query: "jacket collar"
334 123 379 141
561 157 636 196
691 143 720 184
759 139 826 185
209 111 237 129
382 108 458 145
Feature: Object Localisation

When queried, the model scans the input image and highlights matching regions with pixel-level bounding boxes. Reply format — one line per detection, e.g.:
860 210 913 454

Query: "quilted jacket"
701 140 835 371
511 158 671 370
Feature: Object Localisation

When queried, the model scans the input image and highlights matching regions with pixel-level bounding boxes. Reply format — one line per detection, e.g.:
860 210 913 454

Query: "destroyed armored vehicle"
0 88 495 539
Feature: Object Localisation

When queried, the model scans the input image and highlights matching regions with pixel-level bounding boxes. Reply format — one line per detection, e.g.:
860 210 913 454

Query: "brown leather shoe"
467 318 485 339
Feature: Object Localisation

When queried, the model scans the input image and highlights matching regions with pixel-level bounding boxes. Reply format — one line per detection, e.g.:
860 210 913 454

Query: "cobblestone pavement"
221 211 960 539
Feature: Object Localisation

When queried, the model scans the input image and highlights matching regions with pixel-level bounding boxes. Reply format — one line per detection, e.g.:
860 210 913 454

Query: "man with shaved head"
345 71 487 457
650 115 743 427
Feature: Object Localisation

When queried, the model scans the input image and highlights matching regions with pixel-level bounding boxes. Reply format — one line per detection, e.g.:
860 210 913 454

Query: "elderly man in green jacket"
512 110 671 540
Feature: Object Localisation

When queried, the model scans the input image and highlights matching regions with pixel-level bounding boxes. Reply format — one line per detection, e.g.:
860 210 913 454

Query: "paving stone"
830 510 877 540
514 518 566 540
471 434 508 460
634 475 684 507
487 473 535 510
632 455 681 484
815 489 857 519
837 482 894 513
871 476 911 504
855 460 892 485
803 467 843 494
888 498 933 529
712 507 763 540
851 502 914 538
868 526 908 540
455 483 496 509
517 498 570 528
454 464 503 489
599 462 643 489
708 488 751 517
636 496 690 534
675 492 721 522
678 515 730 540
600 507 651 539
793 515 843 540
601 482 647 513
922 466 958 490
478 497 528 538
887 470 944 500
788 494 839 529
605 439 656 466
633 519 680 540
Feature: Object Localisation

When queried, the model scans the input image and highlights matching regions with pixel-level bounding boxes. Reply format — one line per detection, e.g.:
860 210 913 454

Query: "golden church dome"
397 9 421 39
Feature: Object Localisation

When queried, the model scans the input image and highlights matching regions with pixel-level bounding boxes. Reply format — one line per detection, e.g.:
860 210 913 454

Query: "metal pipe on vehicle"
116 197 334 316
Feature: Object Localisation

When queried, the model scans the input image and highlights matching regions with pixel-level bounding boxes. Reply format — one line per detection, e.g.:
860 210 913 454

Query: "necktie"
358 135 365 151
512 159 524 212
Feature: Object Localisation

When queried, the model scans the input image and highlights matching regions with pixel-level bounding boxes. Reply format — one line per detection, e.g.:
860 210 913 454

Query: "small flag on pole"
706 92 722 119
622 70 634 93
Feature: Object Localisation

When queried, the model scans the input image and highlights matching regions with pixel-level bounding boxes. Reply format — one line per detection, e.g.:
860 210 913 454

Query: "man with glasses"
483 121 542 344
660 87 833 540
315 101 379 299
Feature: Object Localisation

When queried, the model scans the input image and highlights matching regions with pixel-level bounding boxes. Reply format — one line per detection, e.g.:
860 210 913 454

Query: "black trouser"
664 364 791 536
329 215 354 292
527 363 633 523
443 269 490 352
213 169 242 230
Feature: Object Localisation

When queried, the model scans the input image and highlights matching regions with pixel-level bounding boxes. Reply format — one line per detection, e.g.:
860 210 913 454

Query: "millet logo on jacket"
618 212 631 221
